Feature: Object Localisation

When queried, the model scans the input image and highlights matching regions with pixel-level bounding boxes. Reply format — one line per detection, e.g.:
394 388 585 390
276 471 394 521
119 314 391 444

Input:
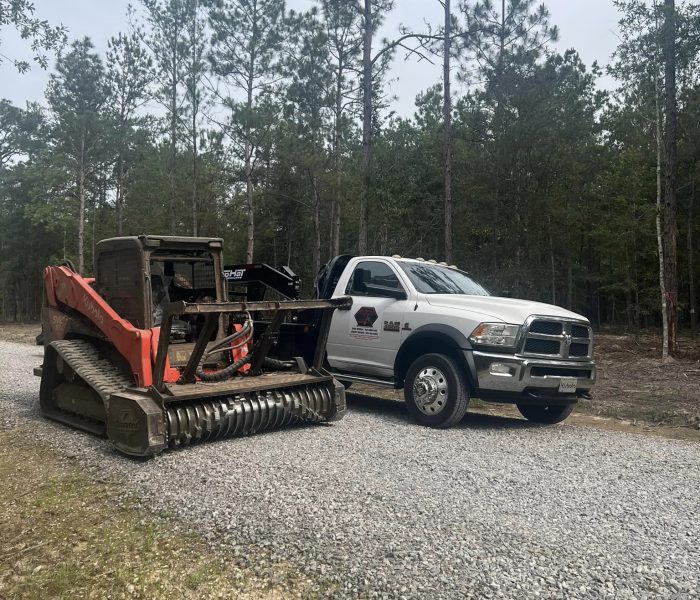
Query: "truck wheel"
404 353 469 428
517 403 574 424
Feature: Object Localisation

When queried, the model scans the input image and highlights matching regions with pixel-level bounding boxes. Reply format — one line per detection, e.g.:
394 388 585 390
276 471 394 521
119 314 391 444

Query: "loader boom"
44 265 155 387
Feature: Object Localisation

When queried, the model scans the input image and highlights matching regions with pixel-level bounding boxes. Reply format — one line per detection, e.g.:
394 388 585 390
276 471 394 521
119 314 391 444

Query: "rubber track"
49 339 134 408
166 382 335 449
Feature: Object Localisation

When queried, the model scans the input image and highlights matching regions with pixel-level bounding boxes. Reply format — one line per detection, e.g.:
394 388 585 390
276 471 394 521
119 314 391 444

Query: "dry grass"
0 429 323 600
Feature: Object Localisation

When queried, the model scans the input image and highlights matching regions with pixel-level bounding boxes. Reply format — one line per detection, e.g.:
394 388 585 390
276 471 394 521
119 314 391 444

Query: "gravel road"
2 339 699 599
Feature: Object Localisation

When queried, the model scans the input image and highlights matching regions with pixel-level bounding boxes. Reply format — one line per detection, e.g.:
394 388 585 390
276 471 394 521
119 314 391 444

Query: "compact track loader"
36 235 350 457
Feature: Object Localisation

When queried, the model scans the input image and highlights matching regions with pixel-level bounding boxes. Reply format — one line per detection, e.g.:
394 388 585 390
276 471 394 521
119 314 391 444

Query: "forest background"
1 0 699 358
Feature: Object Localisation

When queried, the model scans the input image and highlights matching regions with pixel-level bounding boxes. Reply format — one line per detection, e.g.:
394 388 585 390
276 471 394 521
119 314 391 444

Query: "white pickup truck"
313 255 596 428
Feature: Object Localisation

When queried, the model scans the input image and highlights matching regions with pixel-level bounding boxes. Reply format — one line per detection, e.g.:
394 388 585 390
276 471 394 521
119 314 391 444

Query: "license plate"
558 378 577 394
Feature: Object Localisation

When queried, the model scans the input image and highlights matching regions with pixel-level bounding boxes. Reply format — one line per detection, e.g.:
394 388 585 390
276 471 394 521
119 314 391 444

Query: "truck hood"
423 295 588 325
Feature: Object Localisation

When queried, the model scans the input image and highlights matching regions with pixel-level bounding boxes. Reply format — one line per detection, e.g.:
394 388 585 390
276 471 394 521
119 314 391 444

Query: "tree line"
0 0 699 357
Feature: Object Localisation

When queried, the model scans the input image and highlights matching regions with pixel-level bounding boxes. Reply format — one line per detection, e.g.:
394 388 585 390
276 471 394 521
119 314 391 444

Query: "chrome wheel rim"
412 367 448 415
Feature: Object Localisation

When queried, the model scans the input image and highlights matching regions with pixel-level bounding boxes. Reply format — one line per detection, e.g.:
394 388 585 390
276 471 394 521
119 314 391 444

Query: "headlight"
469 323 520 347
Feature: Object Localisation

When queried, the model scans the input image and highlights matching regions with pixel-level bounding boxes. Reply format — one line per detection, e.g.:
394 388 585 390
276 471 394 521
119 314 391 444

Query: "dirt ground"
0 322 40 345
4 322 698 432
588 332 700 427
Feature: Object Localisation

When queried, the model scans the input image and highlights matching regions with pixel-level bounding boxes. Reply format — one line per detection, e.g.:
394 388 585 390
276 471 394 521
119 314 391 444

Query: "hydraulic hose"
195 318 295 382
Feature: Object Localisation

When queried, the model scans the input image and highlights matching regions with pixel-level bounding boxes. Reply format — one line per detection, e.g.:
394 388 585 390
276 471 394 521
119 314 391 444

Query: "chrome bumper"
471 350 596 395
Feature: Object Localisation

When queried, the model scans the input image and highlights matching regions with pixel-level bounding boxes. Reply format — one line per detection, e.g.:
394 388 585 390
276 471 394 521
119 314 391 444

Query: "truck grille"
520 318 592 360
524 339 561 354
529 321 563 335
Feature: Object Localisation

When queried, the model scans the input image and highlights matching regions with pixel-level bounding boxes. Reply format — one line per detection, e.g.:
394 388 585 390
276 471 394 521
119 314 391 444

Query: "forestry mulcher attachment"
36 235 350 457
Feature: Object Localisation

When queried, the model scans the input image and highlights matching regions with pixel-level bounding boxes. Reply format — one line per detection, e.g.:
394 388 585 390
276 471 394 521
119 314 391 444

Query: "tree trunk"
190 3 199 237
689 168 697 336
655 70 669 362
116 151 124 236
312 174 321 277
662 0 678 355
169 68 178 235
548 217 555 304
245 155 254 262
192 113 198 237
443 0 453 263
359 0 373 255
245 58 255 262
77 131 86 275
333 203 341 256
332 60 343 258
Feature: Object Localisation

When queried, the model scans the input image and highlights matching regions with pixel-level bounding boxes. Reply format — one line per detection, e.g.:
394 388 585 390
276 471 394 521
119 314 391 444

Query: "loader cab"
95 236 226 338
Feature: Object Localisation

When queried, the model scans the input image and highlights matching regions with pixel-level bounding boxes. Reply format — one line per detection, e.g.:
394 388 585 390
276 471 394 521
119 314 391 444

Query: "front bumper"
470 350 596 400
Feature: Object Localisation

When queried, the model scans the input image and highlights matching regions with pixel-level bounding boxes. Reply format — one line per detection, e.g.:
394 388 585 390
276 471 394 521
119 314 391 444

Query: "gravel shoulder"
2 339 699 599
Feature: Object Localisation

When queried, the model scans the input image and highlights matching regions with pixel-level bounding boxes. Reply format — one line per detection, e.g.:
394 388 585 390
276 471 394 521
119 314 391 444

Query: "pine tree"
46 38 109 275
319 0 362 256
285 8 333 275
208 0 285 262
140 0 190 234
106 31 153 235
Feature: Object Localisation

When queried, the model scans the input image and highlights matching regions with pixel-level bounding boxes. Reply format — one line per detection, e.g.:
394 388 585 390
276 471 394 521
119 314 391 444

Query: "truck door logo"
354 306 378 327
383 320 400 332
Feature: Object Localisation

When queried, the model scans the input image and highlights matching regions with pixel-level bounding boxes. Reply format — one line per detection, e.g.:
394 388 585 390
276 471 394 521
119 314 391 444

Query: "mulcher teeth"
165 382 335 449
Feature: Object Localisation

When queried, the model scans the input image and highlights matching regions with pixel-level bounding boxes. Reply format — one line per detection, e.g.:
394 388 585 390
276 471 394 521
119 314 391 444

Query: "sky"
0 0 622 117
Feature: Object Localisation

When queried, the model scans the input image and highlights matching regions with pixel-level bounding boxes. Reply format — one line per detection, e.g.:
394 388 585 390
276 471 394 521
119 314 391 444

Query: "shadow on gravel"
459 411 541 431
346 393 541 431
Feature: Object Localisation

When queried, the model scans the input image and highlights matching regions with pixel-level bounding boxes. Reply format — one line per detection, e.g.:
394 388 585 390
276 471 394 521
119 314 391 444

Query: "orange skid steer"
36 235 350 457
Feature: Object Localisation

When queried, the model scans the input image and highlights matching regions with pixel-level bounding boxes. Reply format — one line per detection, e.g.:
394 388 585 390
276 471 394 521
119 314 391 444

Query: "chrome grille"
521 318 592 359
569 342 589 357
529 321 563 335
571 324 590 339
524 338 561 354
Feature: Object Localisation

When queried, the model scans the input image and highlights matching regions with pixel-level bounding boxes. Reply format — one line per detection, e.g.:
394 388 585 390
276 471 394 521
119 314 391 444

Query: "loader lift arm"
43 265 154 387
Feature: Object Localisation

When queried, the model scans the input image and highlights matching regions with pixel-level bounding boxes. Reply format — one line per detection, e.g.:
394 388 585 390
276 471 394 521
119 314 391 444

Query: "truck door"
326 260 410 377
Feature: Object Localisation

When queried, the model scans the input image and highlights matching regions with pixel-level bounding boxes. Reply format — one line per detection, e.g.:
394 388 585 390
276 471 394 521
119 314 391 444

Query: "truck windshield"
398 263 489 296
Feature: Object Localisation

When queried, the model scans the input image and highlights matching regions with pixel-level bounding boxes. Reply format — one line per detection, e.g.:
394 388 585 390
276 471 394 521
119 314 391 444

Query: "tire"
516 403 575 424
404 353 470 428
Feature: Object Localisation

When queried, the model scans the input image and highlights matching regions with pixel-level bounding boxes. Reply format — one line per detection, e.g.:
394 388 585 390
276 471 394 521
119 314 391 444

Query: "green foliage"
0 0 699 329
0 0 66 71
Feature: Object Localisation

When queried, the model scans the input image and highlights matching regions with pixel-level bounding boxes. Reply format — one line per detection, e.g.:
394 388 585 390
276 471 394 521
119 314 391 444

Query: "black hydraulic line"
194 317 295 382
196 353 253 382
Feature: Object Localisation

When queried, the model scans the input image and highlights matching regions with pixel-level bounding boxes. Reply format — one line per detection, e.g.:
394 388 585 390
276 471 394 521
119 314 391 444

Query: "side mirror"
381 288 407 301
